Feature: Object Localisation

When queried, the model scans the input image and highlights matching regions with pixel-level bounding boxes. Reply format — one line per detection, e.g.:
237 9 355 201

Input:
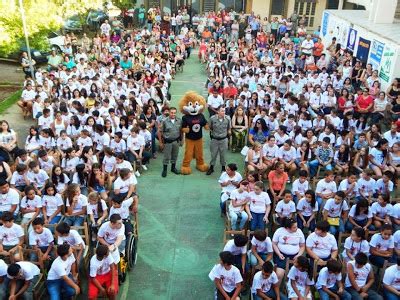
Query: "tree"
111 0 137 11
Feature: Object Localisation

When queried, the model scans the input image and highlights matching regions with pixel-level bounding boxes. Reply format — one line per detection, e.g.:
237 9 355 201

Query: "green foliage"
0 0 103 56
111 0 137 10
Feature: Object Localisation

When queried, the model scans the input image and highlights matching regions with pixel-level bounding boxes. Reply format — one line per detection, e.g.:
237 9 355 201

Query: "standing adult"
159 107 182 177
207 107 231 175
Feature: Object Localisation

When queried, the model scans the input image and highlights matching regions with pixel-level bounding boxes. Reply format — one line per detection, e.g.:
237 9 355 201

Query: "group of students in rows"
196 8 400 300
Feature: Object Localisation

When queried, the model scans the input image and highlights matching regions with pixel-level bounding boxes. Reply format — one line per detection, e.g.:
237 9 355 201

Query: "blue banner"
346 28 357 51
356 37 371 63
321 12 329 37
369 39 385 68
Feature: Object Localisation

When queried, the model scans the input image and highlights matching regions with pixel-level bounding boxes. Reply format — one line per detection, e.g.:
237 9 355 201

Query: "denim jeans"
329 218 345 236
383 288 400 300
250 212 266 231
308 159 333 177
369 254 387 268
345 287 383 300
345 219 375 232
297 215 316 231
47 274 76 300
4 275 39 300
248 252 268 266
229 210 248 230
318 285 351 300
64 216 85 226
253 289 288 300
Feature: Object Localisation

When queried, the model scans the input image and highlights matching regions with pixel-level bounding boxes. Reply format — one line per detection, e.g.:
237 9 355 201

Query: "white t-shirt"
57 229 85 248
291 179 309 197
341 236 370 259
356 178 376 197
0 259 7 277
248 191 271 214
348 204 372 221
47 254 76 280
27 170 49 188
287 265 314 294
0 188 20 212
272 227 305 255
251 236 273 254
262 144 279 159
42 194 63 217
7 261 40 280
223 239 246 256
103 155 117 173
277 146 296 162
229 189 249 213
251 270 278 294
306 232 337 259
344 260 371 288
87 200 108 219
275 200 296 217
369 233 394 251
323 198 349 218
20 195 42 218
219 172 243 194
113 175 137 194
65 194 88 214
98 221 126 245
316 266 342 290
208 264 243 293
393 230 400 252
297 198 318 217
89 253 115 277
0 223 24 246
383 264 400 291
315 179 337 196
29 227 54 247
109 197 134 220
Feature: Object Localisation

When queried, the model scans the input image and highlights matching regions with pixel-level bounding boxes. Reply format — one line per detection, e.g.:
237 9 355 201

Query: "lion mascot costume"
179 91 209 175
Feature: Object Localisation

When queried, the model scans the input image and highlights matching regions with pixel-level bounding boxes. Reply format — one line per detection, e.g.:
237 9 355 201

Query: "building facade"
138 0 337 29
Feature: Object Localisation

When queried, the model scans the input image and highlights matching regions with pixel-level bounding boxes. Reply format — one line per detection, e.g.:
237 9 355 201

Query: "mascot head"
179 91 206 116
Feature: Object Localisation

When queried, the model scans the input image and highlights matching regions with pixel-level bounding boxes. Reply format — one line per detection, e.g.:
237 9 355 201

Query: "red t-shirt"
268 170 288 191
356 95 373 112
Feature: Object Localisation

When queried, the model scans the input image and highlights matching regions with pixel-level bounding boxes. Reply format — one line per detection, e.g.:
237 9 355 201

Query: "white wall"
320 10 400 90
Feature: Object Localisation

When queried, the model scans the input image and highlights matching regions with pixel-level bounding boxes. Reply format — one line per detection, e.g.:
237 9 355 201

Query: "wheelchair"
117 212 139 284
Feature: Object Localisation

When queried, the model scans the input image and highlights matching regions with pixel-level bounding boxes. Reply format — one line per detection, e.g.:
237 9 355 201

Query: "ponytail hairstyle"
282 217 297 229
88 191 103 215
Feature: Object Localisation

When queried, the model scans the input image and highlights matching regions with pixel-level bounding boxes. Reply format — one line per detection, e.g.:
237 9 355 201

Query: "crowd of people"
198 8 400 300
5 5 400 300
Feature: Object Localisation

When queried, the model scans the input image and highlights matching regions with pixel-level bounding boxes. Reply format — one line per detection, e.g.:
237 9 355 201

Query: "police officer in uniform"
159 107 182 177
207 106 231 175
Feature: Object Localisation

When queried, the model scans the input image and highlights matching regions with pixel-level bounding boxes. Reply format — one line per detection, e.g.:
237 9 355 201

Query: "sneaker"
135 170 141 177
142 165 148 171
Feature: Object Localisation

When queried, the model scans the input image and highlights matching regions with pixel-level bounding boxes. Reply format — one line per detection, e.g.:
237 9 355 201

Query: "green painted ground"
123 53 244 299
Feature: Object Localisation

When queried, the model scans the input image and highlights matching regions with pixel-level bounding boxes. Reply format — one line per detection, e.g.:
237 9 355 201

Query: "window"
294 0 316 27
271 0 286 15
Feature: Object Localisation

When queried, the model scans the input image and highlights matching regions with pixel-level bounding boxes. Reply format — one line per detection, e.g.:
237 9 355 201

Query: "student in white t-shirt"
287 256 314 299
65 184 88 227
20 186 42 228
355 170 376 202
345 253 382 300
0 212 24 259
322 191 349 236
97 214 126 264
41 183 64 225
297 190 318 231
218 164 242 214
248 229 273 267
306 220 338 266
29 217 54 261
208 251 243 300
369 224 394 268
248 181 271 231
113 168 137 200
272 217 305 285
382 258 400 300
347 197 373 230
228 181 250 231
251 261 286 300
56 222 85 266
291 170 310 203
317 259 350 300
341 227 370 263
88 245 118 299
371 194 393 230
6 261 41 300
0 258 7 298
223 234 248 275
46 244 80 299
275 191 296 225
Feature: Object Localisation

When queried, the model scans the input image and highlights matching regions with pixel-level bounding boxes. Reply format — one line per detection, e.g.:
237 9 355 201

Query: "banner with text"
369 39 385 70
379 44 396 83
356 37 371 63
346 28 357 52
